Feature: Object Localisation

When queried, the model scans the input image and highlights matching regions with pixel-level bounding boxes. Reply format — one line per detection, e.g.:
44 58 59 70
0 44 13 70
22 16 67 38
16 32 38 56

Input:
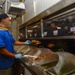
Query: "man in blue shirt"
0 13 31 75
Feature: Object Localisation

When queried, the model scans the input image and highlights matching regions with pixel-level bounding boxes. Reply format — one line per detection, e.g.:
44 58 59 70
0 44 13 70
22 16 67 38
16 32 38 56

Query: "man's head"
50 22 57 30
0 14 9 22
0 13 11 27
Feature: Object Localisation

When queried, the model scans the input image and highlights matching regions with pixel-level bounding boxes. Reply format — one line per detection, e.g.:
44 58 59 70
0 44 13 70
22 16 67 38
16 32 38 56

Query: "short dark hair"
0 13 9 22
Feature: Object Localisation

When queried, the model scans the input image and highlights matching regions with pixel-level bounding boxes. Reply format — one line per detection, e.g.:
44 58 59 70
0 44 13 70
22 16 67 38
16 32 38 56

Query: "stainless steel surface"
14 45 37 55
23 52 75 75
32 53 59 65
47 52 75 75
16 45 75 75
23 0 75 26
21 47 54 75
37 36 75 39
28 48 53 63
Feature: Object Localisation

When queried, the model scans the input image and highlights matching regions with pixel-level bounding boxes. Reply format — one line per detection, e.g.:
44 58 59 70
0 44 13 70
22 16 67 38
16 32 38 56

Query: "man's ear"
1 19 4 22
2 19 6 23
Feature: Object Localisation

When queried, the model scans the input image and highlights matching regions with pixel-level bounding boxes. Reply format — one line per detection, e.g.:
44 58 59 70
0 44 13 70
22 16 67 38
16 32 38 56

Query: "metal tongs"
22 50 41 59
22 55 38 59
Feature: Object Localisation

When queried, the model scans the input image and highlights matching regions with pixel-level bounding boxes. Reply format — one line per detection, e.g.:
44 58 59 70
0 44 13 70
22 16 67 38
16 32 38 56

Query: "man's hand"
24 40 31 44
15 54 22 59
31 40 41 45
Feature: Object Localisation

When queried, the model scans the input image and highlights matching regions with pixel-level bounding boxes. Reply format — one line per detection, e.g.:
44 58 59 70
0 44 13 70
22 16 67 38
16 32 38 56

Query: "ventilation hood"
8 1 25 15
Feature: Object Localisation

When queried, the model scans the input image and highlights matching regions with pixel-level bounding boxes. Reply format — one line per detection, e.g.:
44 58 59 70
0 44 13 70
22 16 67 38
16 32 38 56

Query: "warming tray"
22 52 75 75
27 48 53 62
46 52 75 75
14 45 38 55
16 45 75 75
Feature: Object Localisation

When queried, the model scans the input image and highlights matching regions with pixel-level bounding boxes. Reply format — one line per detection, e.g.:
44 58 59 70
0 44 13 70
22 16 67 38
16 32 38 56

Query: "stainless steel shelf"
26 36 75 40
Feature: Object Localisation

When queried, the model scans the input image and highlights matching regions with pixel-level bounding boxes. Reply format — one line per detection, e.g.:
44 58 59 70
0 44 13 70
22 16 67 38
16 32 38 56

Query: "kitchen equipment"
28 48 54 62
47 52 75 75
14 45 38 55
22 55 38 58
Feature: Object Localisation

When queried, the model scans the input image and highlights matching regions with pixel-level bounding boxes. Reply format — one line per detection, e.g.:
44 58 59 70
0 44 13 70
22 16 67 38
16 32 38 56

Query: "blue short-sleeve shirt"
0 30 15 70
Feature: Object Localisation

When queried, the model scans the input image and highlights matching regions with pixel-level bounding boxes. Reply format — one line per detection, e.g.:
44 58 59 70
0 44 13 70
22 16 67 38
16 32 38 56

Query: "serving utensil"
22 55 38 58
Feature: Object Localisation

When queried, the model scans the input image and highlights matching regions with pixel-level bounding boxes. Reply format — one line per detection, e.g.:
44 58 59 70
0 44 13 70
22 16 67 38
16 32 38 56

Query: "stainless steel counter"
15 45 75 75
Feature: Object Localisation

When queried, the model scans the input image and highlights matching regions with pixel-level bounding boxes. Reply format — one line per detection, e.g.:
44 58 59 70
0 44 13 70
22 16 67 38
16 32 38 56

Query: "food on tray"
41 61 58 69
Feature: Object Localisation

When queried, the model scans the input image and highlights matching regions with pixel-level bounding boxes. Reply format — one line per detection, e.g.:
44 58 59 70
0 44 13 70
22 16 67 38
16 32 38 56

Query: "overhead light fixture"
10 2 25 9
8 0 25 15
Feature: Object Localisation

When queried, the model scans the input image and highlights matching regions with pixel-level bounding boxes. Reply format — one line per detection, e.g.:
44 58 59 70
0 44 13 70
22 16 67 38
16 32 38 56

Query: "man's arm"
14 40 41 46
14 41 24 45
0 48 15 57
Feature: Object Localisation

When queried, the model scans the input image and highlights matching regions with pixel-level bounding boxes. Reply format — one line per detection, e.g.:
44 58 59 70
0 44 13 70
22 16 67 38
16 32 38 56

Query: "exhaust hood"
8 1 25 15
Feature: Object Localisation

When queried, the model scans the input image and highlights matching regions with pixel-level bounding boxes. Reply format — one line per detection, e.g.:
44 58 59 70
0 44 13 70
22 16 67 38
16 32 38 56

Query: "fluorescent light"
11 2 25 9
